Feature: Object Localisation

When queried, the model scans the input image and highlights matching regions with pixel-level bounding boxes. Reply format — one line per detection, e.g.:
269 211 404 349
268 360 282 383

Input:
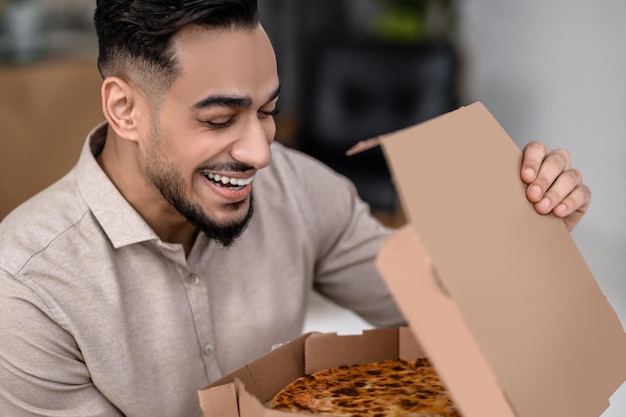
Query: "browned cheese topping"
270 358 462 417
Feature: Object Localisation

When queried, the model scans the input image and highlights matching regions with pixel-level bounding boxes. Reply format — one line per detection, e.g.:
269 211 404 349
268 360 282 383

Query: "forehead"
170 25 279 104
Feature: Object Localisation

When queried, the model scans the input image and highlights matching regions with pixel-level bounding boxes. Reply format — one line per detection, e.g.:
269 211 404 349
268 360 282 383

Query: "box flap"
377 225 517 417
375 102 626 417
235 378 286 417
303 327 428 374
235 379 266 417
198 381 239 417
206 333 309 404
345 136 381 156
304 328 400 374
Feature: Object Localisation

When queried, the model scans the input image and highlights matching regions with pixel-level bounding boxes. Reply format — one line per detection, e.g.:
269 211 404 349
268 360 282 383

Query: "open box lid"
349 102 626 417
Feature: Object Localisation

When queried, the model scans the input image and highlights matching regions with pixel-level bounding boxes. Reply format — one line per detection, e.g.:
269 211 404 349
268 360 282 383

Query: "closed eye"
203 116 236 129
259 107 280 118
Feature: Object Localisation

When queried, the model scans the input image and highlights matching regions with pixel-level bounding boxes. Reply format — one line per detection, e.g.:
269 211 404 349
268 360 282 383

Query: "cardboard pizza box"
200 328 429 417
198 102 626 416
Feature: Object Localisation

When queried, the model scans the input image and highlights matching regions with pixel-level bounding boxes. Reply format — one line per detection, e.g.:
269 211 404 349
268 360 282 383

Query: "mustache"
199 161 254 173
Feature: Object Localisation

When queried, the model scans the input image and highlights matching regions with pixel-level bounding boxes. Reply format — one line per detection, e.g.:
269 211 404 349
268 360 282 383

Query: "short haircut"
94 0 260 103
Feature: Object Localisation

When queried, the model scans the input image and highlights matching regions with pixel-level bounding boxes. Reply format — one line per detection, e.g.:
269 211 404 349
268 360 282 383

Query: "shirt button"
187 273 200 285
202 343 214 357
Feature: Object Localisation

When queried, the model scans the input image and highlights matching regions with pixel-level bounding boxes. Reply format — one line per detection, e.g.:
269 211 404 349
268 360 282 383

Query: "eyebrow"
193 84 281 110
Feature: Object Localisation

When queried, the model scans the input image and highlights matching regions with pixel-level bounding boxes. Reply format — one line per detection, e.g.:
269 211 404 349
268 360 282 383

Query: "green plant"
373 0 457 43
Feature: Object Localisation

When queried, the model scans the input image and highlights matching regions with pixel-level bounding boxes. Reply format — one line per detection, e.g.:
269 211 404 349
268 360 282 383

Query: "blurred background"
1 1 624 415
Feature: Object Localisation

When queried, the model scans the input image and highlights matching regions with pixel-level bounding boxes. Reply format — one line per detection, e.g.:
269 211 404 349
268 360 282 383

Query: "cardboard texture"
374 102 626 417
198 102 626 417
304 326 429 375
377 226 516 417
200 328 427 417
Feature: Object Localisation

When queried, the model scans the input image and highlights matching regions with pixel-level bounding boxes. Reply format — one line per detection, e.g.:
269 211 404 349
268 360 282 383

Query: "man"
0 1 591 416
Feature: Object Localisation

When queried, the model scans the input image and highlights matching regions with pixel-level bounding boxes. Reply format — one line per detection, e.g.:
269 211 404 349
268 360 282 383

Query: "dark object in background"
297 40 459 212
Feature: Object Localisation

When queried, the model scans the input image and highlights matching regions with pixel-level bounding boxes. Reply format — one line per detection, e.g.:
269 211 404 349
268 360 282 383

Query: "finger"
561 185 592 232
525 148 570 203
532 168 582 214
521 141 549 184
552 182 591 218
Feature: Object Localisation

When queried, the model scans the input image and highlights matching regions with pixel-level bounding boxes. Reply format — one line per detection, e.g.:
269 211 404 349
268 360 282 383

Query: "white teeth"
205 172 254 187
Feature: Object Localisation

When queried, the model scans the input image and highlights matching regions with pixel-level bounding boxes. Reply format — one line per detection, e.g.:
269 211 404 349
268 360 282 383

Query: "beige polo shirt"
0 123 404 417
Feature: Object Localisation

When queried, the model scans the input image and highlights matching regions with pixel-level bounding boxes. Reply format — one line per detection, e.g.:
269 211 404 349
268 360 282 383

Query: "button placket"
179 268 221 379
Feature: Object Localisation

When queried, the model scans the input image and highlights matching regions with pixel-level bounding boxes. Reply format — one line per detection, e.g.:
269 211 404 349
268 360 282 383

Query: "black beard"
176 194 254 248
154 176 254 247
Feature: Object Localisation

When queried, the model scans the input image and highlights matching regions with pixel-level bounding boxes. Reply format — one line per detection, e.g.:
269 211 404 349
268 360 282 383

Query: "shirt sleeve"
275 145 406 327
0 271 124 417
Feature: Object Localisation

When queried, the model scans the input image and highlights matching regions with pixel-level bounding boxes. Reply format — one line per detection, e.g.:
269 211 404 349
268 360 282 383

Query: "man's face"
141 25 279 246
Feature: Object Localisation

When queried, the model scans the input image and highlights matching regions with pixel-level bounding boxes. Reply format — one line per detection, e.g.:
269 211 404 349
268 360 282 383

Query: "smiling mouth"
202 172 255 190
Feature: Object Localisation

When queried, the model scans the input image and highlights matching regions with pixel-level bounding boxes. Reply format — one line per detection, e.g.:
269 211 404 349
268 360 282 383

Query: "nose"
230 115 274 169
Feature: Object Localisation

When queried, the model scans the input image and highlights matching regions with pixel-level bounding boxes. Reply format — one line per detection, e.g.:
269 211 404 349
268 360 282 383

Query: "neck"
97 127 198 256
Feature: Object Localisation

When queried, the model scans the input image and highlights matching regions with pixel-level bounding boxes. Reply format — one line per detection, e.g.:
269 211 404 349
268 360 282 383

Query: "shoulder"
251 142 387 254
265 141 332 177
260 142 360 203
0 169 91 276
256 142 363 221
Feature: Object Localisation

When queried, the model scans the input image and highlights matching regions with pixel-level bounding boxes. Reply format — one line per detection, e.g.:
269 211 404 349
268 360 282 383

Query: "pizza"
270 358 461 416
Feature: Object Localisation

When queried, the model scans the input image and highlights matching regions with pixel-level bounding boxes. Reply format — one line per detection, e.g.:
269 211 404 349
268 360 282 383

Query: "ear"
101 76 145 142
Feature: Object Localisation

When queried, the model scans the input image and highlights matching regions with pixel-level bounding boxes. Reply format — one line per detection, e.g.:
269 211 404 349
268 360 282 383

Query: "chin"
215 198 250 221
193 195 255 247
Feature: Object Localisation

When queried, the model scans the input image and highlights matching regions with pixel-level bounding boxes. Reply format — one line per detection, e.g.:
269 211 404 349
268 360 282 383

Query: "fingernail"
554 204 566 216
523 168 535 179
529 184 542 197
538 198 551 211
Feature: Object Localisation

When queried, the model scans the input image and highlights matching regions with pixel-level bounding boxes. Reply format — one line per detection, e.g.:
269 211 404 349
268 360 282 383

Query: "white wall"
306 2 626 415
459 1 626 244
458 3 626 415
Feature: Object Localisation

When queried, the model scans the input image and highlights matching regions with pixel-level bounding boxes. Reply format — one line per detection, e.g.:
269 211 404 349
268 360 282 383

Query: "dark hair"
94 0 259 98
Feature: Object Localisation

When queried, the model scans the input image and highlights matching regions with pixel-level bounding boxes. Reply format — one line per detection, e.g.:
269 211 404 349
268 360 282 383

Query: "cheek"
155 128 210 167
146 139 195 182
263 119 277 143
184 139 227 166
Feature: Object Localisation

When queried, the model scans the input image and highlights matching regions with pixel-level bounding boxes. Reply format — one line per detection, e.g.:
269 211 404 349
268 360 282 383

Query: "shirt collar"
76 122 160 248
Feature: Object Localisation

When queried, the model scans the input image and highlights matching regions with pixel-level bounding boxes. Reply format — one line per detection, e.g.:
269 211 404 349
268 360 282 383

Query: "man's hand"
521 141 591 232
